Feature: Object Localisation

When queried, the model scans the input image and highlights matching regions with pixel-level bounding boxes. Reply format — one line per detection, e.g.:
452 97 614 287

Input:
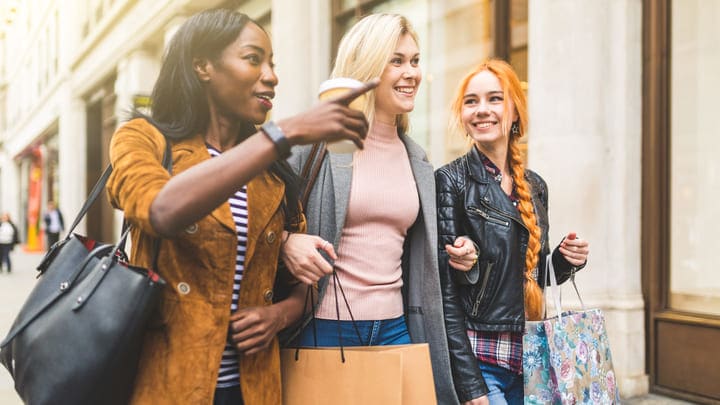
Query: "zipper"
480 200 528 232
471 261 493 316
467 206 510 227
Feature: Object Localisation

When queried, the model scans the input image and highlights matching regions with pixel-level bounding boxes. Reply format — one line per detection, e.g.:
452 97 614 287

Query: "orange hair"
450 59 543 320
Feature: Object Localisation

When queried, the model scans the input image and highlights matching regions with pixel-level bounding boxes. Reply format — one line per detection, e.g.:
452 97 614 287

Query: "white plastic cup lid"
318 77 365 95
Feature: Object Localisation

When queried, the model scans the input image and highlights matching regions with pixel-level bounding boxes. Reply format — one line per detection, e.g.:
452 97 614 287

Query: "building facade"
0 0 717 402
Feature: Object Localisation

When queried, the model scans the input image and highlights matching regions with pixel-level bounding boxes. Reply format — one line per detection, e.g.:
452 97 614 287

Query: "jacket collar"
464 146 523 223
465 145 494 184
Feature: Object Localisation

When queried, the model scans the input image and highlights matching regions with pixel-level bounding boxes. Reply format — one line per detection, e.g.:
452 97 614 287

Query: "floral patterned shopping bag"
523 259 619 404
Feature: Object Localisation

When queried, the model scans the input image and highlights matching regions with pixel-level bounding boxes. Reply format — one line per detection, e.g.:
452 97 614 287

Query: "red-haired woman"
435 59 590 404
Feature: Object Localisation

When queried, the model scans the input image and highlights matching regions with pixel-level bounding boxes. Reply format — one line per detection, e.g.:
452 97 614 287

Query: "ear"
193 57 211 82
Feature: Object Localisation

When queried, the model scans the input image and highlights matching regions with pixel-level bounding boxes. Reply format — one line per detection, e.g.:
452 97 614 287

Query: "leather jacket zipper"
471 261 493 316
480 200 527 232
467 206 510 227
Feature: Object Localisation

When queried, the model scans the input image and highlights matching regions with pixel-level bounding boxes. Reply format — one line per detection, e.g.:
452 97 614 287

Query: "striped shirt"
207 146 248 388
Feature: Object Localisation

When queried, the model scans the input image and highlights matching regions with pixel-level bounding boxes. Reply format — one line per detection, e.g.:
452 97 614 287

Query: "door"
643 1 720 403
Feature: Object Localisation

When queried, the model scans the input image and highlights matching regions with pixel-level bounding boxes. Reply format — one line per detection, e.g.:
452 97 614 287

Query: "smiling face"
461 70 518 150
374 33 421 125
197 22 278 125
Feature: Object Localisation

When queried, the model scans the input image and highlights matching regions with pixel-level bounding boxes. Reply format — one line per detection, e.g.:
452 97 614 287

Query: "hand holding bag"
523 259 619 404
0 141 171 405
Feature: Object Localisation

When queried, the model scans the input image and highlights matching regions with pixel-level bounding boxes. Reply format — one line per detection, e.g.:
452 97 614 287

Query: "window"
668 0 720 317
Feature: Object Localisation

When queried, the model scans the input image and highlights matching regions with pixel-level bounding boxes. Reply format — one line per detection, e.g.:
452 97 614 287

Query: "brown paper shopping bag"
281 343 436 405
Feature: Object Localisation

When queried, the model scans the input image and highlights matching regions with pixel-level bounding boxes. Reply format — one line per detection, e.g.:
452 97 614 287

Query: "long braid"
508 138 543 320
452 59 543 320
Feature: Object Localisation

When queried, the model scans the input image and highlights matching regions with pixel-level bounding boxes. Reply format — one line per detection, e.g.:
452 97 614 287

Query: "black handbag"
0 140 172 405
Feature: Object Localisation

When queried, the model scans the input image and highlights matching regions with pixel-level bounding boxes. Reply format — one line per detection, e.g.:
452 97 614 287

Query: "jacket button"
177 282 191 295
185 223 198 234
263 289 274 303
266 231 277 244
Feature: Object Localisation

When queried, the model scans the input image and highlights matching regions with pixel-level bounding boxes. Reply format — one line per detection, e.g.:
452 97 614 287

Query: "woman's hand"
278 79 380 149
280 232 336 285
445 236 479 271
462 396 489 405
229 305 285 356
558 232 589 267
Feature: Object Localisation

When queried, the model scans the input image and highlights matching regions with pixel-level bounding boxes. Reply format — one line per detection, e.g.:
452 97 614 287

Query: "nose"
261 63 278 87
402 64 420 80
474 100 490 115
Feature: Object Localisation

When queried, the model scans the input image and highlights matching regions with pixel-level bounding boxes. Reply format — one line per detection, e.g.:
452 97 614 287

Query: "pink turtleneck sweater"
316 120 420 321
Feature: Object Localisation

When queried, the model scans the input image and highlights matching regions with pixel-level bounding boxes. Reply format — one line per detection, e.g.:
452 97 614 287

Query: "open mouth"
256 93 274 109
394 86 415 96
472 121 497 130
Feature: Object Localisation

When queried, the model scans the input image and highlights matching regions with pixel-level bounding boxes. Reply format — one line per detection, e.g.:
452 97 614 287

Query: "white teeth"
257 95 271 100
475 122 494 129
395 87 414 94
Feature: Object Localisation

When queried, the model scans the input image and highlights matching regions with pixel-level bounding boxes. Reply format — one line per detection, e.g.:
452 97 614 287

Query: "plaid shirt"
467 151 523 375
467 330 524 374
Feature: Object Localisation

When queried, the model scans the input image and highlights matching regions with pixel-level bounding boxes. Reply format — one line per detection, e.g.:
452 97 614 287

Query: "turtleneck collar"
369 119 399 143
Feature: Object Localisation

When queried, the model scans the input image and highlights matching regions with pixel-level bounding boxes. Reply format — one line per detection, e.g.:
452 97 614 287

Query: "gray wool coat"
287 135 460 405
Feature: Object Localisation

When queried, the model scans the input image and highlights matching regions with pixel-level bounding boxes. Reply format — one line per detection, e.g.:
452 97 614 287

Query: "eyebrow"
393 52 420 57
464 90 503 98
240 44 266 55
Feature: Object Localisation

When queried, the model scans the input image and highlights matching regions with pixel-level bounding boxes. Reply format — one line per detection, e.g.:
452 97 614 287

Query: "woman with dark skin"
106 9 376 405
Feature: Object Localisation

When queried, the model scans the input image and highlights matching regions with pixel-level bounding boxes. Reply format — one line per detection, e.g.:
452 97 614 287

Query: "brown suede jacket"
107 118 302 404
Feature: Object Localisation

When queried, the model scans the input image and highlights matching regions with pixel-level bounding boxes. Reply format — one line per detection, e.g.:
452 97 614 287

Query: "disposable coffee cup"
318 78 368 153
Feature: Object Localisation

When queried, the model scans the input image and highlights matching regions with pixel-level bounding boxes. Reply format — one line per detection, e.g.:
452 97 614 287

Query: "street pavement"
0 247 42 405
0 249 701 404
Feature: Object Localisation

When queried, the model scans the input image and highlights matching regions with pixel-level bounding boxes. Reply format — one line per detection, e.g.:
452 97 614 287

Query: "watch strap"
261 121 291 159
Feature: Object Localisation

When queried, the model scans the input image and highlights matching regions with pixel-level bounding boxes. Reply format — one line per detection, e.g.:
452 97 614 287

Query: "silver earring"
511 121 520 135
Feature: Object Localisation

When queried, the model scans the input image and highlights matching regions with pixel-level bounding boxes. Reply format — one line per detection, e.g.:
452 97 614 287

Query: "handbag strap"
299 142 328 208
39 134 173 274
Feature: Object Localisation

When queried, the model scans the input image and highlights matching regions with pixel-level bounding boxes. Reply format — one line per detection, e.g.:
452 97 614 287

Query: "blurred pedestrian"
106 8 374 405
436 59 590 404
43 200 64 250
0 212 20 273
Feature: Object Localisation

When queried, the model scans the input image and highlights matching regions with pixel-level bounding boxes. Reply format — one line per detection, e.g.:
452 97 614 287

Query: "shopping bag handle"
543 254 587 323
294 268 365 363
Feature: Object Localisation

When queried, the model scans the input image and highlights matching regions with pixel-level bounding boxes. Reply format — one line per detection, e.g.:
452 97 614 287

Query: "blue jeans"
298 316 411 347
478 361 523 405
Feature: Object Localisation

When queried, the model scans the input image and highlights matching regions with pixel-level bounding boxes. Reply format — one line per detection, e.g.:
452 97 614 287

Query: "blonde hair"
331 13 419 134
450 59 543 320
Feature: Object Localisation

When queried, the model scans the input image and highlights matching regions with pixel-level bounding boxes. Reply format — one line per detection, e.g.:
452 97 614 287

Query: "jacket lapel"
171 135 236 234
245 171 284 267
402 135 436 237
465 147 523 223
329 152 353 241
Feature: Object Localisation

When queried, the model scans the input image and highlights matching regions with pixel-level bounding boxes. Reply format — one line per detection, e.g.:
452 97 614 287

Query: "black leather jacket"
435 147 582 402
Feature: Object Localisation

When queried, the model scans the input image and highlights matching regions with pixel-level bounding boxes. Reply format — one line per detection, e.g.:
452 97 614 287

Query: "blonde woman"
436 60 590 404
285 13 473 405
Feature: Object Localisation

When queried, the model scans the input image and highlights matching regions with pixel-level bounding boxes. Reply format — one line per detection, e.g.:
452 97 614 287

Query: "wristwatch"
260 121 291 159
